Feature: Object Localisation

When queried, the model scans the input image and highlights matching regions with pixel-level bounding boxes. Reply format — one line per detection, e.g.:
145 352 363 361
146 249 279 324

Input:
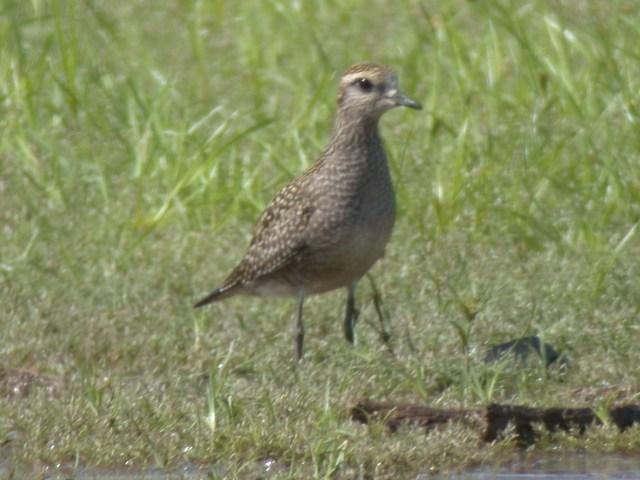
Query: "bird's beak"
388 90 422 110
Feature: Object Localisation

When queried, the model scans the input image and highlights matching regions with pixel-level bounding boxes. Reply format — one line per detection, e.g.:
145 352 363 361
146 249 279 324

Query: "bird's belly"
303 219 394 294
246 223 391 298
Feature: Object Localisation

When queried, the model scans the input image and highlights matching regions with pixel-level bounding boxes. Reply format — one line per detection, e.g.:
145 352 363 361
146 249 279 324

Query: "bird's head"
337 63 422 119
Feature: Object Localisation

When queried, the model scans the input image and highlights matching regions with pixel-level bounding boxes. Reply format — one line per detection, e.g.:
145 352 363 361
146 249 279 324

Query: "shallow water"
3 452 640 479
435 452 640 479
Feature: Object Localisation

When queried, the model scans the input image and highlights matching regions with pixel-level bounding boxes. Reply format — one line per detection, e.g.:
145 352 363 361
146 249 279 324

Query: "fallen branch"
351 400 640 445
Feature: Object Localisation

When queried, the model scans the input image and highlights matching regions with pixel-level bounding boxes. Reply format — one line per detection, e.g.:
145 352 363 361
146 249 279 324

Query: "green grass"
2 0 640 477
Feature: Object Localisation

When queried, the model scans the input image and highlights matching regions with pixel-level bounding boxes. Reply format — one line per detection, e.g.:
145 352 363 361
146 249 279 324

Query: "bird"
194 63 421 360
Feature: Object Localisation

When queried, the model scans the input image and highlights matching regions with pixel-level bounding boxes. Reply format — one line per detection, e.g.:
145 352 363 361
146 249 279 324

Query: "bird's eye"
356 78 373 92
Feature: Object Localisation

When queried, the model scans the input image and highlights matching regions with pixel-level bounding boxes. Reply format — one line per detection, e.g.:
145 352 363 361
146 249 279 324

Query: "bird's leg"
295 289 305 361
367 273 393 353
344 282 359 344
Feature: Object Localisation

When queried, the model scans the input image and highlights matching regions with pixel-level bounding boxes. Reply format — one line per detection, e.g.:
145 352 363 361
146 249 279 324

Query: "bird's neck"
327 112 382 158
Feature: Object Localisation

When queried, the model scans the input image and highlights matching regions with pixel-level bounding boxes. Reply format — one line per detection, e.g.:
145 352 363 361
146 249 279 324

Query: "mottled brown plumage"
195 63 421 360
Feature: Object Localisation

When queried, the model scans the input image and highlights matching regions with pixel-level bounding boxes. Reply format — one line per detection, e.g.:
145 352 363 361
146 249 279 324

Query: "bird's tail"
193 288 226 308
193 273 243 308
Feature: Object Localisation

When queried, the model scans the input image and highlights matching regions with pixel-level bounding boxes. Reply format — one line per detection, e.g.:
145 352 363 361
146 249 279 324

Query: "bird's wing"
194 177 317 308
222 181 315 287
244 181 314 277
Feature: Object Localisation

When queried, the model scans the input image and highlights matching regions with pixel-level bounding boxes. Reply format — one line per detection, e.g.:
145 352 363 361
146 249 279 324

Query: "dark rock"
484 336 564 367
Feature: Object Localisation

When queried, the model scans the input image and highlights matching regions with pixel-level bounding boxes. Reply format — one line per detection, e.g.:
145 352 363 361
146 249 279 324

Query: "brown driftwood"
351 400 640 445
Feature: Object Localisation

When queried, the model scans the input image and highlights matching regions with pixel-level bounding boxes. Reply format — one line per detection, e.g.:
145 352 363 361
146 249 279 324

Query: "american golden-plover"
195 63 421 360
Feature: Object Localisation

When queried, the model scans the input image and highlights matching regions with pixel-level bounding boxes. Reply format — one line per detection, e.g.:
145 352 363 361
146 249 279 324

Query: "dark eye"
356 78 373 92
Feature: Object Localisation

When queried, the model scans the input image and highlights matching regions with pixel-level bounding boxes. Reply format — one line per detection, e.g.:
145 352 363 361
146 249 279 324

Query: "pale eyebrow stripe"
342 73 369 84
